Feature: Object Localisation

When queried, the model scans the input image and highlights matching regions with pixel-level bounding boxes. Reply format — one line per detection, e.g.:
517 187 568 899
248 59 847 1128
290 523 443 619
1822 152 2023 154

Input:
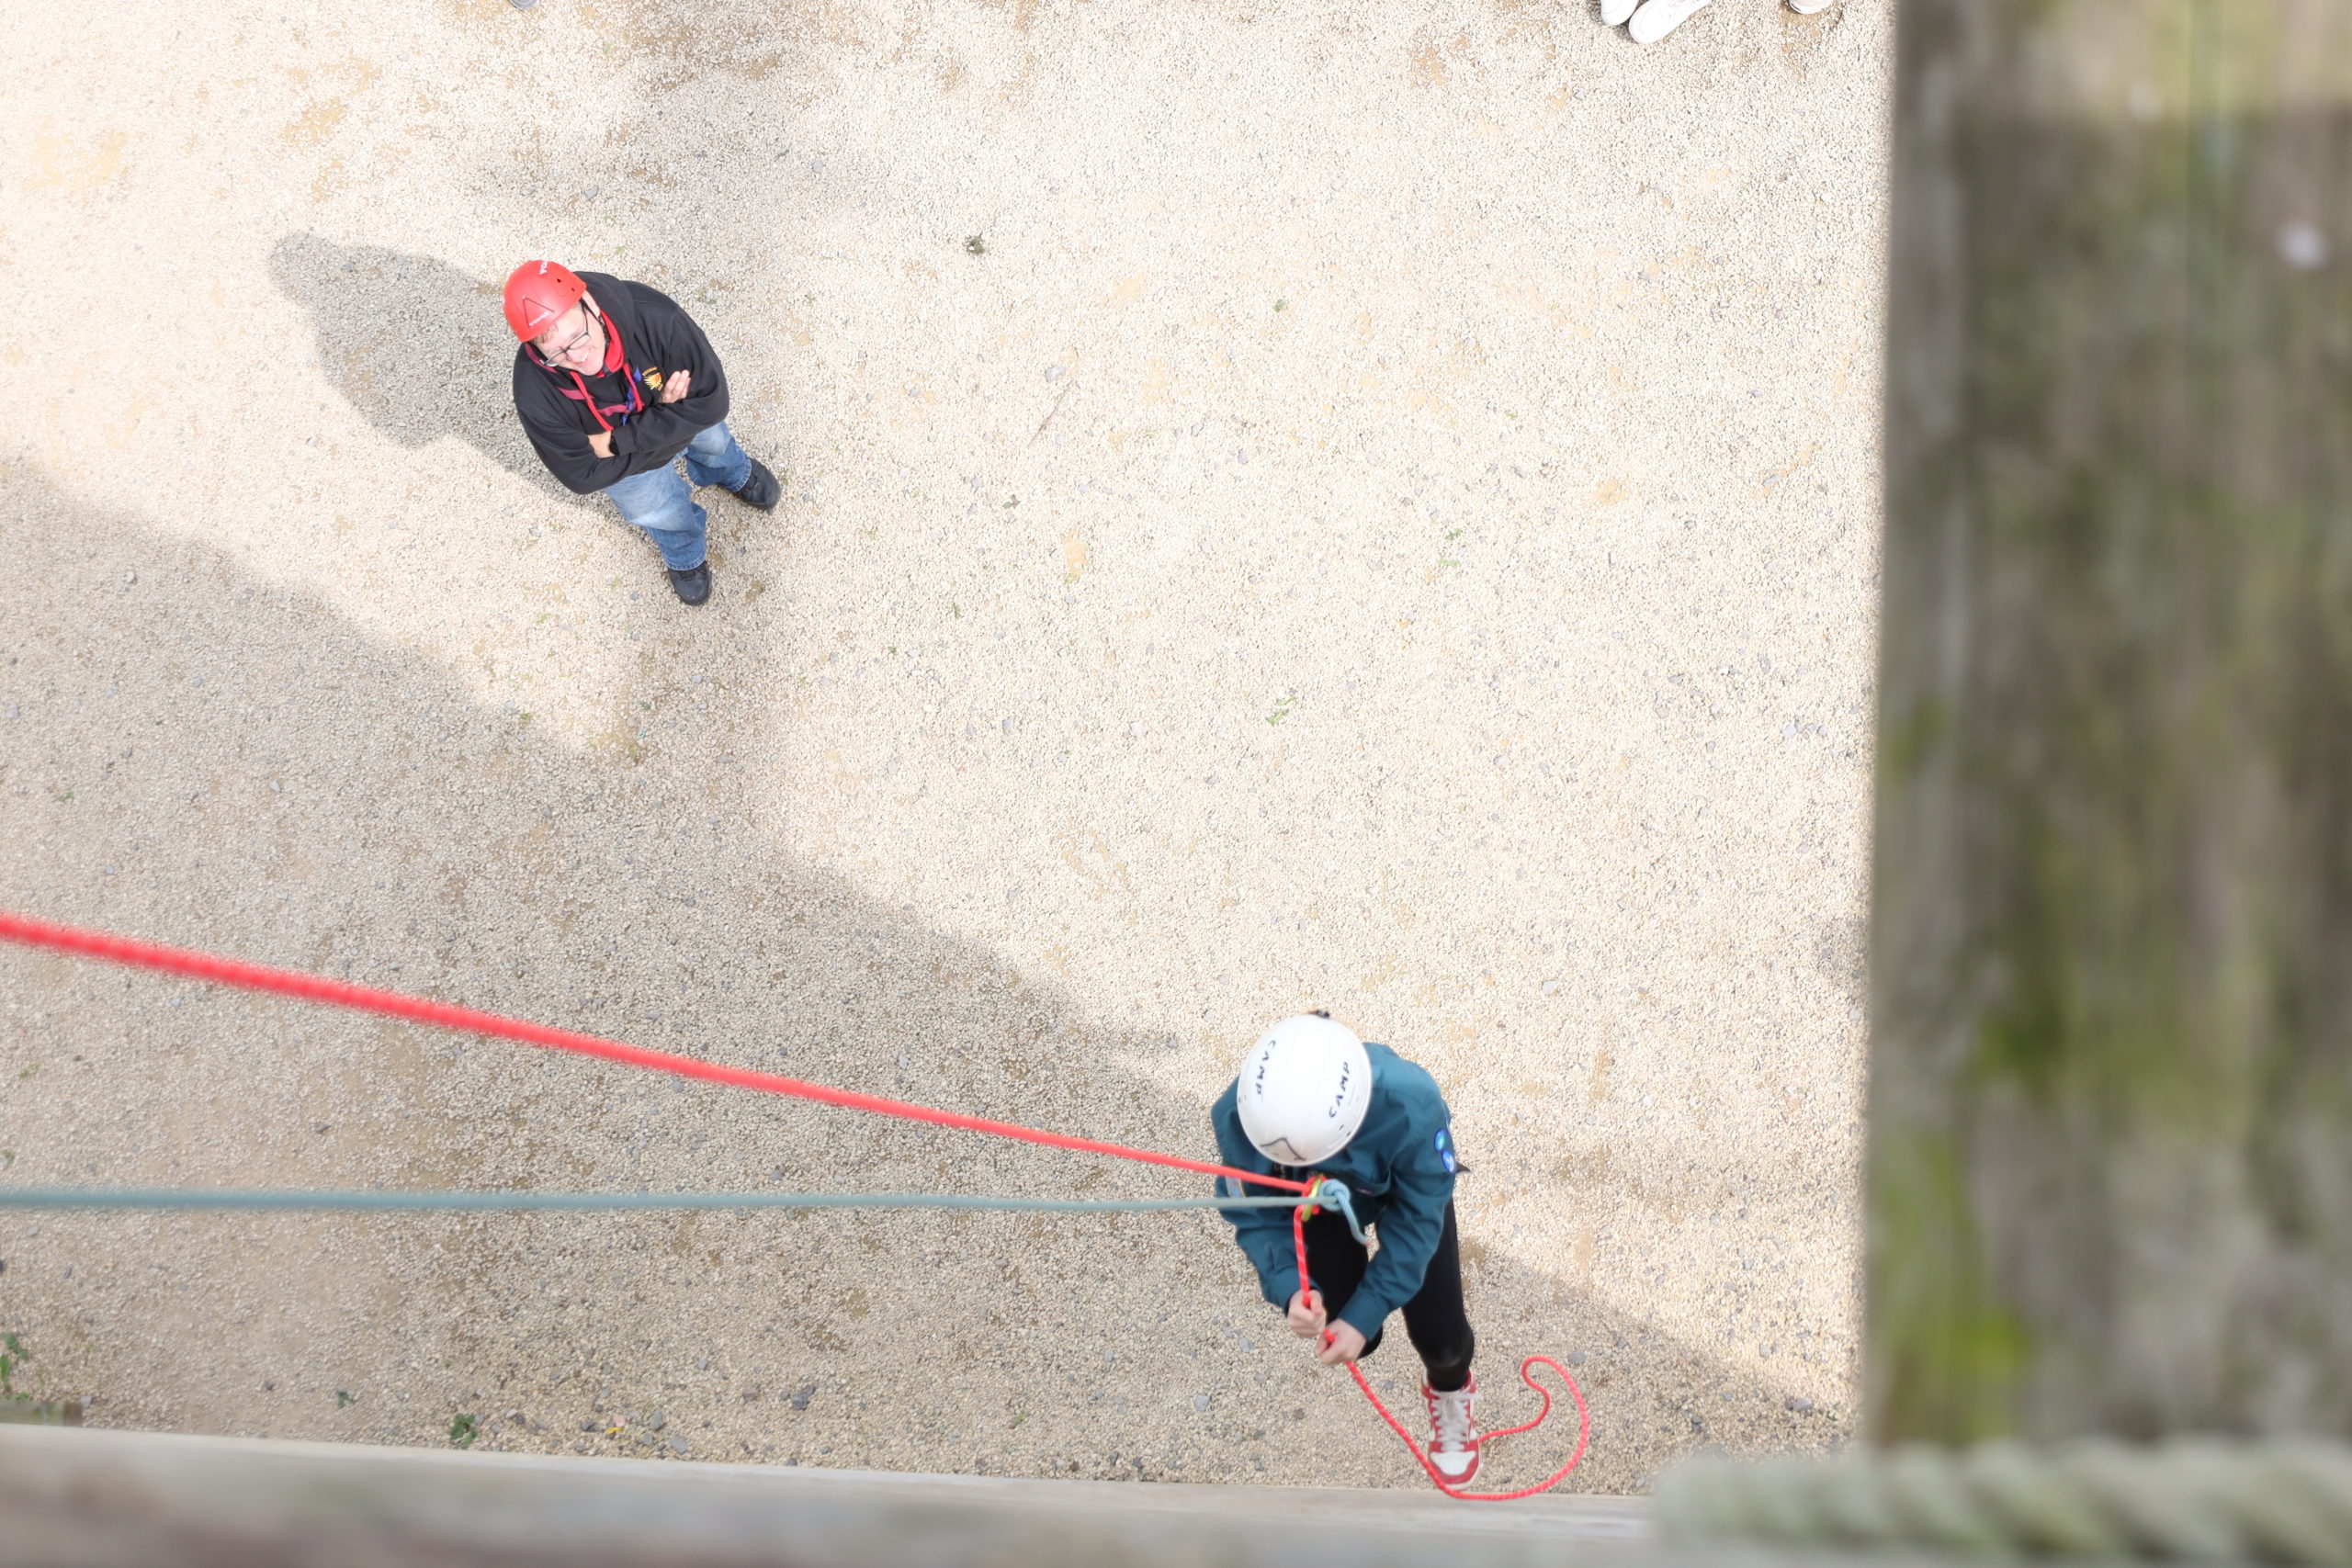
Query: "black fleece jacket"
511 273 731 495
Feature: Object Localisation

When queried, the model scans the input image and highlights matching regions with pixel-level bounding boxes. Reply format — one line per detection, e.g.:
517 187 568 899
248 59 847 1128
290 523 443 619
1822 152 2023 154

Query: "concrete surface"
0 1426 1659 1567
0 0 1887 1497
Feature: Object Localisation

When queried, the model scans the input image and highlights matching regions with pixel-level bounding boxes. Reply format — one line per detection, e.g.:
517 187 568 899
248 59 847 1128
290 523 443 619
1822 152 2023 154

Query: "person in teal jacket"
1212 1011 1483 1482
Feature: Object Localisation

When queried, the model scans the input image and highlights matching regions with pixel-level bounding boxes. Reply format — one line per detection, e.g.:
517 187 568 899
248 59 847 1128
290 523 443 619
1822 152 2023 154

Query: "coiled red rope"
1293 1199 1590 1500
0 911 1305 1197
2 910 1593 1498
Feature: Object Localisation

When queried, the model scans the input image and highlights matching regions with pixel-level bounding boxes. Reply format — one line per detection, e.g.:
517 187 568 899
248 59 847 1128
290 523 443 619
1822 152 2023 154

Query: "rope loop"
1303 1176 1368 1246
1289 1197 1589 1500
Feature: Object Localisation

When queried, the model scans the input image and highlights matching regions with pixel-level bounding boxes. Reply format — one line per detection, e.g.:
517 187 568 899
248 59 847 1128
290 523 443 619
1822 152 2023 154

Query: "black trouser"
1301 1200 1475 1393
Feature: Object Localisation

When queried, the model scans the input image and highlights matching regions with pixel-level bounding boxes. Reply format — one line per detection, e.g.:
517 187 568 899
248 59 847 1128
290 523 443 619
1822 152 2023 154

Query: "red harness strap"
529 310 646 433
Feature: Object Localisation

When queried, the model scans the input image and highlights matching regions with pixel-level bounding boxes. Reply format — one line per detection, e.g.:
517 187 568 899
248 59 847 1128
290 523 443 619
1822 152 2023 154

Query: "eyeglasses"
534 310 599 366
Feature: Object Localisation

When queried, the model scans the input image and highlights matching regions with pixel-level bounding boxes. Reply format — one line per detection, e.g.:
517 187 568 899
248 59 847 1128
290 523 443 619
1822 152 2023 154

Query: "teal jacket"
1211 1041 1461 1340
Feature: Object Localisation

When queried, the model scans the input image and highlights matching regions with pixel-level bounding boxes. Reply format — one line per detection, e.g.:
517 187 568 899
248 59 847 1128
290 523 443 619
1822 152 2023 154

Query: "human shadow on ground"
268 233 583 505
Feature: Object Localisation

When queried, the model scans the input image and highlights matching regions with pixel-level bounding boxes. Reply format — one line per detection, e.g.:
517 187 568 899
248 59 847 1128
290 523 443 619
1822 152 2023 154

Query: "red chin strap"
530 307 644 434
594 307 627 375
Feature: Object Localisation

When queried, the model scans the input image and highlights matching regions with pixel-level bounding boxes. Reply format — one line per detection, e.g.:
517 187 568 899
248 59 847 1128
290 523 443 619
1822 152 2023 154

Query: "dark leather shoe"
667 561 712 606
729 458 781 512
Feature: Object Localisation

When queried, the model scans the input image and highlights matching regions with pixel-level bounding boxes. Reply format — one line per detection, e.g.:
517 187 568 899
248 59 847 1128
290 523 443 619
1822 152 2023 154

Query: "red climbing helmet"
503 259 586 341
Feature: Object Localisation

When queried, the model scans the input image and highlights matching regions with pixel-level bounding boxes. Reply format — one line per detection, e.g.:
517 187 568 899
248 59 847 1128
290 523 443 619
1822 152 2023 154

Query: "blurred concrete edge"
0 1424 1691 1568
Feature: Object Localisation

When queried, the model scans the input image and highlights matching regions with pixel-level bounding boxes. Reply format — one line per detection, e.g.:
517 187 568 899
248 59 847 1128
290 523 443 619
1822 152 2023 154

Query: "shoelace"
1430 1389 1477 1448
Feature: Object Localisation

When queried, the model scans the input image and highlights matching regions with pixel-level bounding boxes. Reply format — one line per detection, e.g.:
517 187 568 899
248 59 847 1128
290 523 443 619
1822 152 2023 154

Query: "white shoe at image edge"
1629 0 1711 44
1787 0 1836 13
1423 1379 1481 1483
1600 0 1638 26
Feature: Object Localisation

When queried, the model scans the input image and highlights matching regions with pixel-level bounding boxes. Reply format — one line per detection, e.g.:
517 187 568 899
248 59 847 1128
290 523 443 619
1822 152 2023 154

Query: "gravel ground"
0 0 1887 1495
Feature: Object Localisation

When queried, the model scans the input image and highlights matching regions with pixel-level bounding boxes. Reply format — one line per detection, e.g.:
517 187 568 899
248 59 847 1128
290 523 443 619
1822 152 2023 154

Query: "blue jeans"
601 422 753 570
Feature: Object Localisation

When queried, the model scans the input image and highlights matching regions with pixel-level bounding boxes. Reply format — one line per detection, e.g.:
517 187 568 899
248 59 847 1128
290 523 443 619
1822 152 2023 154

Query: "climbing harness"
1225 1172 1366 1246
0 910 1586 1500
526 305 647 433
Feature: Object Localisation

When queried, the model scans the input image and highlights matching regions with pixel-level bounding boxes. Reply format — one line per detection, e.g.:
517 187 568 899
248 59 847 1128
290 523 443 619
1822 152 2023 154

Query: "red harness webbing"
529 310 645 433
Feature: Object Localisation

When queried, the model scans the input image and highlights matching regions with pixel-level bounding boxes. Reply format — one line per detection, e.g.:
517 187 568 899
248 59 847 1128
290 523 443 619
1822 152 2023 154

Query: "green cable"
0 1187 1306 1214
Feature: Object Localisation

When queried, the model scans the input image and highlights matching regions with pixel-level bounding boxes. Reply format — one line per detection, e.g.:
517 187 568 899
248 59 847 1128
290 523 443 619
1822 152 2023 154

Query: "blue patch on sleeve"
1436 1127 1457 1173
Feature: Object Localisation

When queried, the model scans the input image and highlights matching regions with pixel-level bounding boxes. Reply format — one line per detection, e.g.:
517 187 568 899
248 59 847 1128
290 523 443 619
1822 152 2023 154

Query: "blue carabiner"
1307 1177 1369 1246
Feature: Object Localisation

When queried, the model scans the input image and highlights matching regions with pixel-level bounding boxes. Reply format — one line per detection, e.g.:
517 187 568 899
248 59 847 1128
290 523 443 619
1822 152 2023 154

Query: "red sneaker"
1422 1377 1480 1483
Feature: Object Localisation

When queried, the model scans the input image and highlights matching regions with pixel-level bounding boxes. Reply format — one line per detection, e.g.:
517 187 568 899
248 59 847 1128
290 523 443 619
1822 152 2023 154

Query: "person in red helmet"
504 261 779 606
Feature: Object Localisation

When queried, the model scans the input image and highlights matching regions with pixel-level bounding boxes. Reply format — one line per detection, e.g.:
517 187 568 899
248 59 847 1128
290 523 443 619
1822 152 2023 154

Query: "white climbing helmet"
1234 1013 1373 1167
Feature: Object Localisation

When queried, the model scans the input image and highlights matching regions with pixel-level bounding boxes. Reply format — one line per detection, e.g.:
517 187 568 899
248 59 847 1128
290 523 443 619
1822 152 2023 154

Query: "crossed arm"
586 367 693 458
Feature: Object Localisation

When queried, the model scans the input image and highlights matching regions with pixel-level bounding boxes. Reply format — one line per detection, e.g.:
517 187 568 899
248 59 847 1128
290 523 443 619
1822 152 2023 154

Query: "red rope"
1 911 1593 1497
1292 1201 1589 1500
0 911 1307 1197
